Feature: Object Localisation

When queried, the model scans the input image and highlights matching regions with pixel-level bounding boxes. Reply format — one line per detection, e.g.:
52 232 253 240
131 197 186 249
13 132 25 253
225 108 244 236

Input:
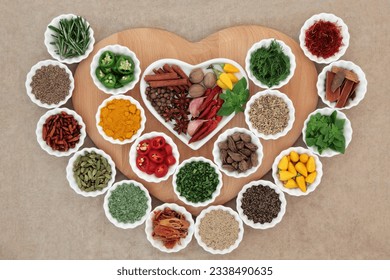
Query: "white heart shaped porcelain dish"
129 131 180 183
36 108 86 157
302 107 353 157
44 14 95 64
271 147 323 196
244 89 295 140
212 127 263 178
299 13 350 64
145 203 195 253
25 59 74 109
194 205 244 255
90 44 141 95
317 60 368 110
66 147 116 197
245 38 296 89
140 58 248 150
236 180 287 229
95 95 146 145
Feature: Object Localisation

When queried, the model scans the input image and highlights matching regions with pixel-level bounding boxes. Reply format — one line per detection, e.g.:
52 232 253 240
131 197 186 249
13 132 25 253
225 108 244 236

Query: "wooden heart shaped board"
73 25 318 215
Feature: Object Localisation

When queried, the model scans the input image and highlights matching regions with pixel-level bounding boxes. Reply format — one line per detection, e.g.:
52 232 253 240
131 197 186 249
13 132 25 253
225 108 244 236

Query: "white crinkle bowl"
66 147 116 197
317 60 368 110
36 108 86 157
145 203 195 253
90 44 141 95
212 127 263 178
299 13 349 64
302 107 353 157
245 38 296 89
244 89 295 140
25 60 74 109
236 180 287 229
194 205 244 254
44 14 95 64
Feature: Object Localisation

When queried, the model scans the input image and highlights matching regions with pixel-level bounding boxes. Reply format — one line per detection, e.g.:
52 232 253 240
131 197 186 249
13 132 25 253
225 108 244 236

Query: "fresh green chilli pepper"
99 51 115 68
119 74 134 85
102 73 116 88
95 67 106 81
101 66 112 74
116 56 134 75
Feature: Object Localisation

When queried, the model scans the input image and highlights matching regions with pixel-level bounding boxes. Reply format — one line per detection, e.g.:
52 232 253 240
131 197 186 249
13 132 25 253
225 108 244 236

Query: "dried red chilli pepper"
198 99 217 119
305 20 343 59
198 86 222 113
188 119 219 144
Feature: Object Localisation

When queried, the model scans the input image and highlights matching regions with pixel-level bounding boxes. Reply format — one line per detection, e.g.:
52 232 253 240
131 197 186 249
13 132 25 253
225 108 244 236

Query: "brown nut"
245 142 258 151
240 133 252 143
188 84 206 98
189 68 204 83
235 141 245 150
218 141 228 150
222 165 236 172
203 72 217 88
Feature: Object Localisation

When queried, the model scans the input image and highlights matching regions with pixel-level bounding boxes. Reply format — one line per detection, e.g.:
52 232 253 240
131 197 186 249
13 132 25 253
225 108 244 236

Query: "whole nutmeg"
189 68 204 84
188 84 206 98
203 72 217 88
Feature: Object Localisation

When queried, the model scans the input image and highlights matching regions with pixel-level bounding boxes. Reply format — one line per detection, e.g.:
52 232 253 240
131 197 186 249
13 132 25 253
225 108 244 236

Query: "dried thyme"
249 94 290 135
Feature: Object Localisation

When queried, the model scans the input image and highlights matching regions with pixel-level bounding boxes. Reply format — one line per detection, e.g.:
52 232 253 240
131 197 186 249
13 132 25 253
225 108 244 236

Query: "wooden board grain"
73 26 318 215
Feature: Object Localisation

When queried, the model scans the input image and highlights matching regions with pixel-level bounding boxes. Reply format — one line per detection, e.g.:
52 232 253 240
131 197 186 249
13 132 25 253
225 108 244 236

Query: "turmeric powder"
99 98 141 141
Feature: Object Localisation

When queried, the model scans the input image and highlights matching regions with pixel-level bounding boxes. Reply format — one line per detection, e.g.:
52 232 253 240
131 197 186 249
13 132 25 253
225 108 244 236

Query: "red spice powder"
305 20 343 59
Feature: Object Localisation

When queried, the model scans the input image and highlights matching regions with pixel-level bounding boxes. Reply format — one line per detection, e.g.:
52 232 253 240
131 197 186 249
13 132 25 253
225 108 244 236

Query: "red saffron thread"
305 20 343 59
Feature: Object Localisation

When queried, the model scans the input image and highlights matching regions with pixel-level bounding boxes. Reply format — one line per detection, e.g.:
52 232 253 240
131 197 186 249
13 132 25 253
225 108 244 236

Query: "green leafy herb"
217 77 249 116
49 16 91 59
249 40 290 87
108 183 149 223
305 111 346 154
176 161 219 203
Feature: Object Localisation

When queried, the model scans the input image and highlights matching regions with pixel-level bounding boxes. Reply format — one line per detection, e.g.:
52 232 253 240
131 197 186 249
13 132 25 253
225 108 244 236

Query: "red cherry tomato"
146 161 157 175
155 164 169 178
164 143 173 155
165 155 176 166
136 140 151 155
136 155 149 172
148 149 164 164
151 136 166 150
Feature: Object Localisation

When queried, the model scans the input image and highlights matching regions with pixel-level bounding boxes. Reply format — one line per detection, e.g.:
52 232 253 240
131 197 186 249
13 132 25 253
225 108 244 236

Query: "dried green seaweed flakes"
108 183 149 224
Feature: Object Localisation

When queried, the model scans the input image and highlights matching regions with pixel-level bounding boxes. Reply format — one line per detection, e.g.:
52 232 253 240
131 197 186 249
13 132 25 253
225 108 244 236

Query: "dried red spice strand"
42 112 82 151
305 20 343 59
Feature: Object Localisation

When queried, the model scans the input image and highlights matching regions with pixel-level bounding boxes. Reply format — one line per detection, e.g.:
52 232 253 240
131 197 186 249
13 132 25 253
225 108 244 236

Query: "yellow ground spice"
99 99 141 141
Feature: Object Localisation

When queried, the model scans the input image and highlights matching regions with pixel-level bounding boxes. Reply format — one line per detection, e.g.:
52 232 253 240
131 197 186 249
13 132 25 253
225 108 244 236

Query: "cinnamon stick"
149 79 189 88
331 66 359 83
144 72 178 82
336 80 355 108
326 71 340 102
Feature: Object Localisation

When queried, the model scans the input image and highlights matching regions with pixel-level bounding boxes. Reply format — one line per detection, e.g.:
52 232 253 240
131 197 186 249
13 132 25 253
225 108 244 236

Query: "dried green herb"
305 111 346 154
108 183 149 224
249 40 291 87
176 161 219 203
48 16 91 59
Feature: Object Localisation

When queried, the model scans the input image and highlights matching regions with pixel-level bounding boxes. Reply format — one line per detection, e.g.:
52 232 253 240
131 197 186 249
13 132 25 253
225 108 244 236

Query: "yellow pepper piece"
223 63 239 73
299 153 309 163
296 176 307 192
288 162 297 176
284 179 298 189
295 162 308 177
306 172 317 184
306 156 316 173
217 79 228 89
279 171 295 181
278 156 289 170
219 73 233 90
290 151 299 162
227 73 238 83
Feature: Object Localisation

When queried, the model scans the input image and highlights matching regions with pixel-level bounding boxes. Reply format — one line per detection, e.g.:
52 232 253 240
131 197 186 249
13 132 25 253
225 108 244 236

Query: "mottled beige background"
0 0 389 260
